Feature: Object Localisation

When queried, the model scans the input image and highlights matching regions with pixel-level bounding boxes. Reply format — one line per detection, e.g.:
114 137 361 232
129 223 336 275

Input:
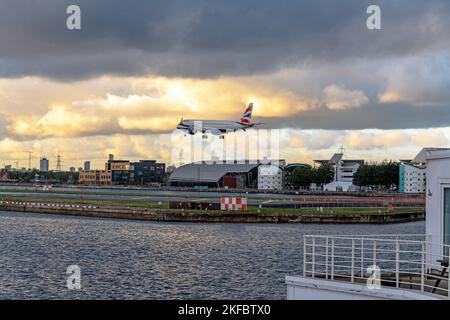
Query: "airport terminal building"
168 160 286 190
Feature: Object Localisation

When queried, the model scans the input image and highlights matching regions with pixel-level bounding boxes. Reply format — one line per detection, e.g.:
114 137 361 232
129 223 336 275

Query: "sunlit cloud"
1 75 319 139
322 84 369 110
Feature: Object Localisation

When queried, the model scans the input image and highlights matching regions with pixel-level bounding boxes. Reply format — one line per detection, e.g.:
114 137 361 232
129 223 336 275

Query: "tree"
288 167 313 188
9 169 78 183
379 161 400 188
353 161 400 189
312 163 334 185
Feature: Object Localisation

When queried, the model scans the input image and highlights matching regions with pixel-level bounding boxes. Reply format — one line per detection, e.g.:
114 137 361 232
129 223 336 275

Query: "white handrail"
303 234 450 297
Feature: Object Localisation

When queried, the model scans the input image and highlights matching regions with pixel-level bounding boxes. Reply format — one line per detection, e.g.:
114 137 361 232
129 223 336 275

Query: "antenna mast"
56 153 62 172
28 151 33 170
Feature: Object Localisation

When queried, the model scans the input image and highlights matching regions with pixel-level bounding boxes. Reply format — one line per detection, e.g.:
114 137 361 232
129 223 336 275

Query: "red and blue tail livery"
240 103 253 124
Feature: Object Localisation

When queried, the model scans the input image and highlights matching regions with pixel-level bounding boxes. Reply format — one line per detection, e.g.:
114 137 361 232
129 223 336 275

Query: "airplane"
176 103 264 139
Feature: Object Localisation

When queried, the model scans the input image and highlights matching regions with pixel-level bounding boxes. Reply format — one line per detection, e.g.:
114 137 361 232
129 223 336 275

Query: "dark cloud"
0 0 449 79
261 102 450 131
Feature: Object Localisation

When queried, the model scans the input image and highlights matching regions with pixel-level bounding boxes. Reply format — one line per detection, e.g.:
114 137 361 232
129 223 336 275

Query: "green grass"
1 195 424 216
0 188 259 200
250 206 424 216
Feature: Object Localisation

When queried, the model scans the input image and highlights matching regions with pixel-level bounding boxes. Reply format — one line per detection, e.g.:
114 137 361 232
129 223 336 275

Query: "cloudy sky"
0 0 449 169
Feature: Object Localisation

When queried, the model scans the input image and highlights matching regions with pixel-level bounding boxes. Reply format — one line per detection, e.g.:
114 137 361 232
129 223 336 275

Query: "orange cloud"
2 75 318 139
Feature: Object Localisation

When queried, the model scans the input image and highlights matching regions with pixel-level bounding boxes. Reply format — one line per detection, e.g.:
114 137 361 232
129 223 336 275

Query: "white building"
257 164 284 190
314 153 363 191
39 158 49 172
399 162 426 193
399 147 450 194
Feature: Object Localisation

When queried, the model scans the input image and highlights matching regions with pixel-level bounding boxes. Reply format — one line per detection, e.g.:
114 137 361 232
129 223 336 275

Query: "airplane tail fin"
240 103 253 124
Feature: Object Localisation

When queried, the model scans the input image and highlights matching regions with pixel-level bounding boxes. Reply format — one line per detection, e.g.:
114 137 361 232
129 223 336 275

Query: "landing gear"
219 135 225 139
202 134 208 139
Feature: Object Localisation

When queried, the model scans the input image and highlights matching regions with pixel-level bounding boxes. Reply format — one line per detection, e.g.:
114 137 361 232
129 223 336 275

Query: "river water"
0 211 424 299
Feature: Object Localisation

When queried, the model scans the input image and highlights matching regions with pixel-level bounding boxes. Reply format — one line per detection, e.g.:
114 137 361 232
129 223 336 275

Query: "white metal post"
373 240 377 266
325 237 329 279
396 239 400 288
303 236 306 277
331 238 335 280
447 247 450 299
351 239 355 283
361 238 364 278
312 237 315 278
421 242 425 292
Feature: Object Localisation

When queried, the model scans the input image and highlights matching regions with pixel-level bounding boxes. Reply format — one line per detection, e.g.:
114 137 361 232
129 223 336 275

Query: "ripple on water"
0 211 425 299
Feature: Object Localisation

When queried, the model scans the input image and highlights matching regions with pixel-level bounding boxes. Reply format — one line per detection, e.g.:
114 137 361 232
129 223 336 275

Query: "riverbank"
0 201 425 224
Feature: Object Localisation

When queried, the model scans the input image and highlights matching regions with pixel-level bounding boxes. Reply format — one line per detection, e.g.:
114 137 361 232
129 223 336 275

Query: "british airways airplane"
176 103 263 139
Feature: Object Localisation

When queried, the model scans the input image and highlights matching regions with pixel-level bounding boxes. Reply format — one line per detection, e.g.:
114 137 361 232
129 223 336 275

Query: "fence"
291 195 425 208
303 234 450 298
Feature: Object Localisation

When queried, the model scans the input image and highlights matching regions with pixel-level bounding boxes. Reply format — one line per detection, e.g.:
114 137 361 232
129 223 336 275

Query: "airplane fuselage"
176 102 256 137
177 120 251 134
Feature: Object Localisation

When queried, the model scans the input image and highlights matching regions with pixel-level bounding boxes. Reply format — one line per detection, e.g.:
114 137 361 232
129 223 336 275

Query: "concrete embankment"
0 202 425 224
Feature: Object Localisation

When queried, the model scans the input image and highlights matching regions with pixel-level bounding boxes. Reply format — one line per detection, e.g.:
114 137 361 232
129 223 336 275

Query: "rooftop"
412 147 450 163
314 153 364 165
169 160 285 183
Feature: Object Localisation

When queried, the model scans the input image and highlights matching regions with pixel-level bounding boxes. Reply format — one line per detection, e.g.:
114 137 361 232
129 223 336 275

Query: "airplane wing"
203 128 225 135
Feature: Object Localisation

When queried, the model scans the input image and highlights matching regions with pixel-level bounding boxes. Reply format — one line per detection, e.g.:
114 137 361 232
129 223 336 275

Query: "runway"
0 185 425 208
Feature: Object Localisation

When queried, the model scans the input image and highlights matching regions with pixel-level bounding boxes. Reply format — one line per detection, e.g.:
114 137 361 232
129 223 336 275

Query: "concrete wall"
286 276 442 300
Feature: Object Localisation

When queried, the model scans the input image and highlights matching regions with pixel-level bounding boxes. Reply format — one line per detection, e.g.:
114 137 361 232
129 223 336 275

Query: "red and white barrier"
220 197 247 211
0 201 97 209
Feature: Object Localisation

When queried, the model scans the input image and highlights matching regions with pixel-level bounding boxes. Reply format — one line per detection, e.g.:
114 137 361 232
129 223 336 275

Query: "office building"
314 153 363 191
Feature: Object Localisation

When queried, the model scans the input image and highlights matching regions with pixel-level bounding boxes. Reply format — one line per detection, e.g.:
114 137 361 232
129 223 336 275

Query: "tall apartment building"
399 148 450 194
399 163 426 193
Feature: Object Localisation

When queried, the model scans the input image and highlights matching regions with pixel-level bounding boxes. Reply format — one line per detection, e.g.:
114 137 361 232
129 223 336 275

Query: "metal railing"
303 234 450 298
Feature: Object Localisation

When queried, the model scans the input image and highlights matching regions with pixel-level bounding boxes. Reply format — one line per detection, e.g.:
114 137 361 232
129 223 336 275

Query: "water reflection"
0 211 424 299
